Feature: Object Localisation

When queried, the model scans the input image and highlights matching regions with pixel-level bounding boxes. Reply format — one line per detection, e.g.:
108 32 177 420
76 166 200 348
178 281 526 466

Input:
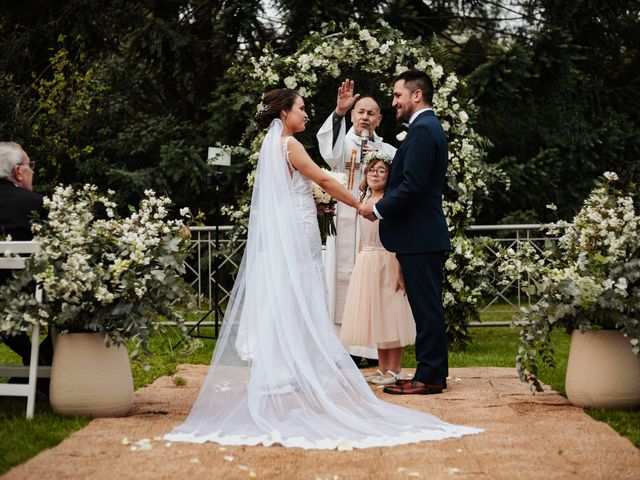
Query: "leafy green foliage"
467 0 640 223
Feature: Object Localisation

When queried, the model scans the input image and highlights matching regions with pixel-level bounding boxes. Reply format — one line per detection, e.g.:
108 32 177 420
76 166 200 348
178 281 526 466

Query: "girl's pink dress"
340 215 416 349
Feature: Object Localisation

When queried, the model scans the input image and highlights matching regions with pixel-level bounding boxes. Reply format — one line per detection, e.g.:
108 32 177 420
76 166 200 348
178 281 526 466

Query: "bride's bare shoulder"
282 136 302 147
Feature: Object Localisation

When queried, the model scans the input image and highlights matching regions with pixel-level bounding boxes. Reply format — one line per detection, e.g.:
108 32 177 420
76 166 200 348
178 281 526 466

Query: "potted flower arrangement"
500 172 640 408
0 184 196 416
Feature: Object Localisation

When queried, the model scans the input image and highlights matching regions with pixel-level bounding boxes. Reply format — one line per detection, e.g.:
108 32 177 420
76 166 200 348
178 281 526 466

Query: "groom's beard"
395 104 414 124
396 110 411 124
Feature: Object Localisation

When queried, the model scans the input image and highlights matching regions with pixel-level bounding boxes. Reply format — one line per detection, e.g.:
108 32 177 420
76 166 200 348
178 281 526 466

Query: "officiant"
316 79 396 364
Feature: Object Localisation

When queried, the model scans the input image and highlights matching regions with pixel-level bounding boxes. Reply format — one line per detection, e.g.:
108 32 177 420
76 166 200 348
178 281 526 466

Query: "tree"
0 0 270 216
467 0 640 223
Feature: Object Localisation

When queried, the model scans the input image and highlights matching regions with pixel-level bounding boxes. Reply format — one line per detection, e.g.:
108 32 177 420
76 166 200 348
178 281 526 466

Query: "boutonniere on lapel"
396 122 410 142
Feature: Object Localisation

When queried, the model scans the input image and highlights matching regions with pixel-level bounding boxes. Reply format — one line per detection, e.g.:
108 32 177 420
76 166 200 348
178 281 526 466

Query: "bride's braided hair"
254 88 300 129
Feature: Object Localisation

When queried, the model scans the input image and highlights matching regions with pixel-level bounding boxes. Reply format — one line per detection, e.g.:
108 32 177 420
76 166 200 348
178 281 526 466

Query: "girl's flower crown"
363 151 393 166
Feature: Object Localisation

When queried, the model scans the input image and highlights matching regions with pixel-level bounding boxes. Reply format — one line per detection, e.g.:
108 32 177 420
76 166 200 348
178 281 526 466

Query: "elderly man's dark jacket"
0 178 44 283
0 178 50 366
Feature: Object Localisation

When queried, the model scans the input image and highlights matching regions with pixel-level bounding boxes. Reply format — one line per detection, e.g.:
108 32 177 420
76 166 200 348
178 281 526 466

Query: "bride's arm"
287 138 362 210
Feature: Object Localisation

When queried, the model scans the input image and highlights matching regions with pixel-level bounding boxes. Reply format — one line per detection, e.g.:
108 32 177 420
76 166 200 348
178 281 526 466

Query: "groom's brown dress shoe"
395 378 447 389
384 380 444 395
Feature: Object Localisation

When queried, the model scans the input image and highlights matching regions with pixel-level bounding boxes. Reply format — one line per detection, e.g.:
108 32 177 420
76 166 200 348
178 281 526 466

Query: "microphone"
360 129 369 161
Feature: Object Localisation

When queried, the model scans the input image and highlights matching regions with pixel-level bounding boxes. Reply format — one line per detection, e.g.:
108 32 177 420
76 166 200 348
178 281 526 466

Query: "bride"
165 88 482 449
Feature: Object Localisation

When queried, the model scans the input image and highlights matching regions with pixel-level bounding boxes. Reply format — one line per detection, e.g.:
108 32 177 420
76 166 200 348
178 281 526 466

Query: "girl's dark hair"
254 88 300 129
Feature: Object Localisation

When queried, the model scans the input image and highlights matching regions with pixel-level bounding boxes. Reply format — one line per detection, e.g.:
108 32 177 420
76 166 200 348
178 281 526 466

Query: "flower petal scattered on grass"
336 440 353 451
238 465 249 471
224 455 235 462
448 467 460 474
190 458 200 464
121 437 131 446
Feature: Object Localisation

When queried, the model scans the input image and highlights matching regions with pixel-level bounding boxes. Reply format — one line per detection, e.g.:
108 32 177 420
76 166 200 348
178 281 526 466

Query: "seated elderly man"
0 141 52 368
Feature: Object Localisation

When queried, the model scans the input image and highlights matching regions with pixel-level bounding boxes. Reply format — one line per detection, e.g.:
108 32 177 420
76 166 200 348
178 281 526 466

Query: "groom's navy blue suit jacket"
376 110 451 254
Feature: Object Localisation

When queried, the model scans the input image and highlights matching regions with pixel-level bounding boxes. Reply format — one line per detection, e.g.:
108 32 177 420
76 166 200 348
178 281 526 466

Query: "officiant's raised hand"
335 79 360 117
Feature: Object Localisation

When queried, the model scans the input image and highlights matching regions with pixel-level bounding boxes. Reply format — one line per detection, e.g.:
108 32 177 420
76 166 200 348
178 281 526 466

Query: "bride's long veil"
166 119 481 449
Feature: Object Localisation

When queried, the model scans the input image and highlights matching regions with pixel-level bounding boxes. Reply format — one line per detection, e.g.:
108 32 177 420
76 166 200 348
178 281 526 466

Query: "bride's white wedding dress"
165 119 481 449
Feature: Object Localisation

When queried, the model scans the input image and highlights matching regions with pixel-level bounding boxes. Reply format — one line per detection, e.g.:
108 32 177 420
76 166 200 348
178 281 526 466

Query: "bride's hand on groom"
358 202 377 222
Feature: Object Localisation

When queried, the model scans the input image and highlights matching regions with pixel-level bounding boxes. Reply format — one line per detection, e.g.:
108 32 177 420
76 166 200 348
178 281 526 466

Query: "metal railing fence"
182 224 565 332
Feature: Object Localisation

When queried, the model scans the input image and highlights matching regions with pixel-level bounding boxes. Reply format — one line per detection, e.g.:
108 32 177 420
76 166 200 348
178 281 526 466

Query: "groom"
360 70 450 395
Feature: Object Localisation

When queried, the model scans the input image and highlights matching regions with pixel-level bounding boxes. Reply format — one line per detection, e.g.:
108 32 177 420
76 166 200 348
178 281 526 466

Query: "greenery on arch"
221 21 508 349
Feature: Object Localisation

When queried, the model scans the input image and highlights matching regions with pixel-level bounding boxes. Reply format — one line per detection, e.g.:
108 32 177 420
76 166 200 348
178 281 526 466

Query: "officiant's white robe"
317 113 396 359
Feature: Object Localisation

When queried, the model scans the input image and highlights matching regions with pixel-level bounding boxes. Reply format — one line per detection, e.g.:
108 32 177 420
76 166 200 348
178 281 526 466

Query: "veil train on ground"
165 118 482 449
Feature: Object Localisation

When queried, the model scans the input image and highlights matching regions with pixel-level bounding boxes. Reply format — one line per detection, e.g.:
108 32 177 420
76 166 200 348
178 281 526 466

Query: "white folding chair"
0 240 50 419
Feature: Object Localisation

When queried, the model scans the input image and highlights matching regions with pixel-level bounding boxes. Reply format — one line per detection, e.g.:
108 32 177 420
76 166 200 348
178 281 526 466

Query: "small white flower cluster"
312 169 347 205
362 151 392 166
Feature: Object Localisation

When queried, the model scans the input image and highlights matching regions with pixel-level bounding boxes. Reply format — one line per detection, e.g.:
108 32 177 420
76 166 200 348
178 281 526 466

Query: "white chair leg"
25 322 41 419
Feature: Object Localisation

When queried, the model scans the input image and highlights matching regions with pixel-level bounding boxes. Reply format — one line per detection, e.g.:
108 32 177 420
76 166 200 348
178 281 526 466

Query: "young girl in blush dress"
340 152 416 386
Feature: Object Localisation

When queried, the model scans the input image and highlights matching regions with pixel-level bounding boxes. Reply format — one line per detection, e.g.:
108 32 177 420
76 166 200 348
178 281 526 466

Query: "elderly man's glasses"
17 161 35 170
367 168 388 176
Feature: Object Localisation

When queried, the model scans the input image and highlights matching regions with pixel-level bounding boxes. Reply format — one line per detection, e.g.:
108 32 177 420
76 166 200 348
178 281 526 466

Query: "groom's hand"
336 79 360 117
359 202 377 222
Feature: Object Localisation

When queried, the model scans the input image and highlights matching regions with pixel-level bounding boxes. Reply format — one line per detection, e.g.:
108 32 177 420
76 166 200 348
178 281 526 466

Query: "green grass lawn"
1 325 638 475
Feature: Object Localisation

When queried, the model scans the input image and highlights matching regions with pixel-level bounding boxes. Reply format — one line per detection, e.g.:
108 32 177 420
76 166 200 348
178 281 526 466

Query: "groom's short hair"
394 70 434 106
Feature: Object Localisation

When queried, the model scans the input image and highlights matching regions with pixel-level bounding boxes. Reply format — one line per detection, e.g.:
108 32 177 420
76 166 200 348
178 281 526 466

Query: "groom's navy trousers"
376 110 451 386
396 252 448 384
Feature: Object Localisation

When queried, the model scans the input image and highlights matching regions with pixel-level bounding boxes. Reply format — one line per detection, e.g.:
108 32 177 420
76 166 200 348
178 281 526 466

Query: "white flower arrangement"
500 173 640 391
225 22 508 348
362 151 393 166
0 184 196 351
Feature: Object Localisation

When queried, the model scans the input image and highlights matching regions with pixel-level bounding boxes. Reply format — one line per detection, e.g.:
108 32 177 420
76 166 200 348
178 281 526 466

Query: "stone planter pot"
50 332 134 417
565 329 640 409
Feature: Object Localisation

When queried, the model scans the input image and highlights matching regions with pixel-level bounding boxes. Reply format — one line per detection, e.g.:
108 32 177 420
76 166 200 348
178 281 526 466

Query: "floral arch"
223 21 507 348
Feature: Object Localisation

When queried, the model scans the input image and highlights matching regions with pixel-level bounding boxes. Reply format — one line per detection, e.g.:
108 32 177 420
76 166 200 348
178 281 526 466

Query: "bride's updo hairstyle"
254 88 300 129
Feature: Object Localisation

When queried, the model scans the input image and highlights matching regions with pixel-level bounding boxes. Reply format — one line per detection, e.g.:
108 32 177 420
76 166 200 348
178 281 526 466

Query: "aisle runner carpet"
5 366 639 480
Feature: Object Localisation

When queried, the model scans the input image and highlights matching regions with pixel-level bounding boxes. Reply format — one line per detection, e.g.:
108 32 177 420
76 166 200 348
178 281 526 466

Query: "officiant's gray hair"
255 88 300 129
0 142 24 180
353 95 381 111
394 70 434 106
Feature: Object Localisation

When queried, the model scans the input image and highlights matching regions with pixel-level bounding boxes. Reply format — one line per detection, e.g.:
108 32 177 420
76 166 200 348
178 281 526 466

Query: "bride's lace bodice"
283 137 322 264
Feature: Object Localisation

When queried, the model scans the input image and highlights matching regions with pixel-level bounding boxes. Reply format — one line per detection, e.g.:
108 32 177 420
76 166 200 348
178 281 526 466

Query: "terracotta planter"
565 329 640 409
50 332 134 417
